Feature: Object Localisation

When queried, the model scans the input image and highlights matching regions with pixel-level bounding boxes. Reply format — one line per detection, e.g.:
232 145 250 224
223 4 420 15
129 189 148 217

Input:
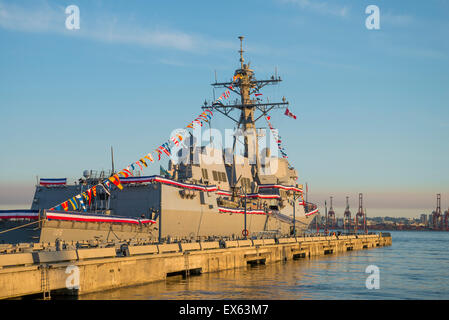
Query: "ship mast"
203 36 290 183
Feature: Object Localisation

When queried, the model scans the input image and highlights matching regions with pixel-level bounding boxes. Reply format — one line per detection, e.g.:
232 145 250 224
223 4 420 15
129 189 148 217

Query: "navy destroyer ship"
0 37 318 244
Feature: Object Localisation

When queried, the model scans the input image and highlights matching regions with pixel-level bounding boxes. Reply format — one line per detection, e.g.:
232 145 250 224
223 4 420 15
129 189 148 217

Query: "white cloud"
0 1 233 53
382 12 414 27
368 33 447 60
0 1 63 33
158 58 190 67
88 25 199 51
279 0 350 18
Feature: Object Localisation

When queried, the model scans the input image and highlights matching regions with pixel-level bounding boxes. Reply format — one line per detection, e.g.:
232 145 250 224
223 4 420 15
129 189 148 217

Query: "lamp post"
292 192 300 236
241 184 248 240
244 186 247 240
325 200 328 235
157 209 162 243
292 198 296 236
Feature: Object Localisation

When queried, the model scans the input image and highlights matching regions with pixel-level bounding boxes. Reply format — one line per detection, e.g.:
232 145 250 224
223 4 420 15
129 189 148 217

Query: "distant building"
319 215 325 225
336 218 344 228
420 214 428 226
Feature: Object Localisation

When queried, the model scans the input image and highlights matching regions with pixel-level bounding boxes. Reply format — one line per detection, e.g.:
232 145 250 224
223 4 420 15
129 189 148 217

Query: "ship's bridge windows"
259 189 280 195
258 188 280 198
212 170 228 183
201 168 209 180
220 172 227 182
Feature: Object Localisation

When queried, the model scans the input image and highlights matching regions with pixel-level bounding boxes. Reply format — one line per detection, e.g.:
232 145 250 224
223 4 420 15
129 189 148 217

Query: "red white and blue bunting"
40 178 67 186
240 193 281 199
305 208 319 217
120 176 156 184
0 210 39 220
46 211 155 225
216 190 233 196
218 207 271 215
121 175 218 192
118 176 300 199
258 184 303 193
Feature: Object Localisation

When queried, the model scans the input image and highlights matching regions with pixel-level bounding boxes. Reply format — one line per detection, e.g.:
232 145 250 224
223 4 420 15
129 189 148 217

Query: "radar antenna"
111 146 115 176
239 36 245 69
202 36 292 184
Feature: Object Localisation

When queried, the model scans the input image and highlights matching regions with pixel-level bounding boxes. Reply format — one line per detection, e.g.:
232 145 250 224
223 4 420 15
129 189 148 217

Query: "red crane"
355 193 366 234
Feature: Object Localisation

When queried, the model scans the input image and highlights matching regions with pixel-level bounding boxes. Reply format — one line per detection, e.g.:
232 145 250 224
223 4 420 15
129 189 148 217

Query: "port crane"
355 193 367 234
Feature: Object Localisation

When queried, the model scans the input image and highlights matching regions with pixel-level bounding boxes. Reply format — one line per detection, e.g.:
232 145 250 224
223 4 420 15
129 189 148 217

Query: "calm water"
81 231 449 300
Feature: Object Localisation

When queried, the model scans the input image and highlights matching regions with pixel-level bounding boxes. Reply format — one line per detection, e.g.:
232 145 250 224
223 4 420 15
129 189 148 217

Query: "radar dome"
83 170 91 179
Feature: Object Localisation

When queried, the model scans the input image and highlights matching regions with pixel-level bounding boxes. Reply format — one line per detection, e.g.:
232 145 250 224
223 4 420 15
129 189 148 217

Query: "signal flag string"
49 88 235 213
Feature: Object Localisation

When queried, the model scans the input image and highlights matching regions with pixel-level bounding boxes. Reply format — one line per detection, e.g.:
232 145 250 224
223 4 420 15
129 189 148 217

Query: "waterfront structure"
420 214 428 226
0 233 392 299
431 194 442 230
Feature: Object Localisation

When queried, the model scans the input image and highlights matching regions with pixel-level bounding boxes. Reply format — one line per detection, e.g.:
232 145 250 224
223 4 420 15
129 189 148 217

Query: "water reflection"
80 232 449 300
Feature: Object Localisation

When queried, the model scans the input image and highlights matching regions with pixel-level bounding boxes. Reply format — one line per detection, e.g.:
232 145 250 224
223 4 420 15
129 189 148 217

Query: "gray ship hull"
157 184 312 239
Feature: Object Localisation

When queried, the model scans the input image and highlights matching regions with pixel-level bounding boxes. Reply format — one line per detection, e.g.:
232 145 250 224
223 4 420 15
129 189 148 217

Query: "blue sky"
0 0 448 215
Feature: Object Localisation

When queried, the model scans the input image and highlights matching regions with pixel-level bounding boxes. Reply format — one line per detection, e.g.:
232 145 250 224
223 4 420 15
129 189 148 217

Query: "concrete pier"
0 233 391 299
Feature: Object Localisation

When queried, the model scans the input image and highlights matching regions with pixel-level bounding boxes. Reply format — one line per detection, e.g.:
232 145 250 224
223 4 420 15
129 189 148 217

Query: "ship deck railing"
0 230 384 256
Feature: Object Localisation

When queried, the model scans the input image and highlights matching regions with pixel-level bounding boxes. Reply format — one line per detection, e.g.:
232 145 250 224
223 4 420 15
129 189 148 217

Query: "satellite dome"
83 170 91 178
